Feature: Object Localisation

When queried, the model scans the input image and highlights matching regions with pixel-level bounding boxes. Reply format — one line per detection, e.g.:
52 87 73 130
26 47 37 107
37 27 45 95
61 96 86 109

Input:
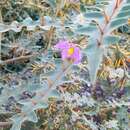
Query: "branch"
0 53 38 66
103 0 124 31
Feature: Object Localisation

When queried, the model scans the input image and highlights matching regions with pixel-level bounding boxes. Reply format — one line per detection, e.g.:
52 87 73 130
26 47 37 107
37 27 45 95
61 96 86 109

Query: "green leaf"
105 120 119 129
84 11 103 20
21 103 34 113
103 35 120 45
76 24 97 35
27 111 38 123
80 4 86 12
117 10 130 18
84 118 98 130
121 3 130 10
49 89 60 98
33 102 49 110
84 39 104 84
10 114 26 130
0 23 9 32
25 82 42 92
10 21 22 32
22 17 33 26
47 0 56 8
109 18 128 32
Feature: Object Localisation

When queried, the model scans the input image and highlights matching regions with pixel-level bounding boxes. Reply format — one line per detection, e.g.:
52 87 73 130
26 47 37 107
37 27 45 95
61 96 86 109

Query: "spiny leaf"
84 39 104 83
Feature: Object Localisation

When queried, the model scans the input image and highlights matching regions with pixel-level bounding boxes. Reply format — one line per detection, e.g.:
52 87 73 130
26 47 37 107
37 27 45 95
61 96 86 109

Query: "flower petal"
71 47 82 64
61 49 69 60
54 40 69 50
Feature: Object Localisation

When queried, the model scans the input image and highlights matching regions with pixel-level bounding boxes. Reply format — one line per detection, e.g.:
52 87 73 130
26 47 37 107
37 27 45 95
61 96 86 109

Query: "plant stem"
41 62 72 100
0 53 38 66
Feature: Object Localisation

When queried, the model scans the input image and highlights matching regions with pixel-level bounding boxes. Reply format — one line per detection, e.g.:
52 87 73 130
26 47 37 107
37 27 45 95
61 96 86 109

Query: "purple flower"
54 40 82 64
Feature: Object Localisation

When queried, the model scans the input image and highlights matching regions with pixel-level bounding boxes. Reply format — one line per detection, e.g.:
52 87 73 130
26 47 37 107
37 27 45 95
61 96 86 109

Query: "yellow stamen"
68 47 74 55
